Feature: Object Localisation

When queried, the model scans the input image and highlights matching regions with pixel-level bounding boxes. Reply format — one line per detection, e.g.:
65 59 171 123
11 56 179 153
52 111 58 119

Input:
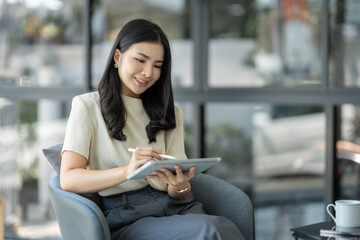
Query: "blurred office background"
1 0 360 239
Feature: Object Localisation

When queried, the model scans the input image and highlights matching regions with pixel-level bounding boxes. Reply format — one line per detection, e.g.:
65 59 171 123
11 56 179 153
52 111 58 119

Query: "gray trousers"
102 185 245 240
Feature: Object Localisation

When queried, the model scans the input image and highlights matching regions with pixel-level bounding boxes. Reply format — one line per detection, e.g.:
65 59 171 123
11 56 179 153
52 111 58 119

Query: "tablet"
127 157 221 180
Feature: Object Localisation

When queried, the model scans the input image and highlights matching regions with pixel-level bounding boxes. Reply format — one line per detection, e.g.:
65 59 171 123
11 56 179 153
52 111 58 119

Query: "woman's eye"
154 65 162 69
135 58 145 63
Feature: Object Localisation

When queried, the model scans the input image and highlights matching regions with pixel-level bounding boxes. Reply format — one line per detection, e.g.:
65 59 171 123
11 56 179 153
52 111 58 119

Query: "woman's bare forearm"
60 166 129 193
60 150 130 193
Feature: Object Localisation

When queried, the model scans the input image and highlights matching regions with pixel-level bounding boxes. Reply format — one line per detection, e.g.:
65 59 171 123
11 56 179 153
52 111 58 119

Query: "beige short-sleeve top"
62 91 187 196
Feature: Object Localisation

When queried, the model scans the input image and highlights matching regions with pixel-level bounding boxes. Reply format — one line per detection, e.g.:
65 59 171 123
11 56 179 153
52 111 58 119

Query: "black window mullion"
321 0 330 90
322 0 338 218
192 0 208 92
324 105 340 220
85 0 92 91
191 0 208 158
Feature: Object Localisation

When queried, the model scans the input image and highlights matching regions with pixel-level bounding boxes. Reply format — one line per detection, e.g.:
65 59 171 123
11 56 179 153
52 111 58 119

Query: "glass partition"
0 97 68 236
175 101 195 157
338 104 360 199
208 0 323 87
205 103 326 238
330 0 360 87
0 1 85 87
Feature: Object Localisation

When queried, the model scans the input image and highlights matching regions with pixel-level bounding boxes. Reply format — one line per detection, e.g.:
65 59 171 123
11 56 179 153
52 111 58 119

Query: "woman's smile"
134 76 149 87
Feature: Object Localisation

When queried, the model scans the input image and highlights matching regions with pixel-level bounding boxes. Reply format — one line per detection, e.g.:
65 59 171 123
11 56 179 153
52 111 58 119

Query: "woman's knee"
186 214 245 240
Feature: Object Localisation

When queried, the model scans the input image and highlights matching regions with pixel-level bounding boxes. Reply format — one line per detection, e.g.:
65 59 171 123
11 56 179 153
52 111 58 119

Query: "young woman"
60 19 244 240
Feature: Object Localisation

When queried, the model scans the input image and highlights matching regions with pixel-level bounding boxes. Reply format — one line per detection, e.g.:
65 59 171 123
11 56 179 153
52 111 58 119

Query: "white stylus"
128 148 177 159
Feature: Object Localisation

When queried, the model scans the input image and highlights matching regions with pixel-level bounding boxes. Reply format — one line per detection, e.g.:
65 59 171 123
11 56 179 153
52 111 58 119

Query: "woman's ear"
113 49 121 64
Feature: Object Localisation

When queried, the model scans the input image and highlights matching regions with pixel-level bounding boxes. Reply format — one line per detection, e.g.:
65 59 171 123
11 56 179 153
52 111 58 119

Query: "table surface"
291 221 360 240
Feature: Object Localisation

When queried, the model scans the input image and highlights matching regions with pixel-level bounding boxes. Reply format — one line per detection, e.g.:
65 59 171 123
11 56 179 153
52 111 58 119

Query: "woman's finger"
160 168 175 179
174 165 183 176
184 166 196 179
148 170 170 183
135 147 165 160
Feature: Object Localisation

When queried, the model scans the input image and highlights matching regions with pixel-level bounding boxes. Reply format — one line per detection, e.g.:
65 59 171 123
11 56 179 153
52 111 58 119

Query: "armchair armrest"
191 174 254 240
49 175 111 240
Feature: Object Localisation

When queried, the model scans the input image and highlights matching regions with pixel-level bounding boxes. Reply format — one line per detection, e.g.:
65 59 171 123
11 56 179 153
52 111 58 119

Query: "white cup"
326 200 360 228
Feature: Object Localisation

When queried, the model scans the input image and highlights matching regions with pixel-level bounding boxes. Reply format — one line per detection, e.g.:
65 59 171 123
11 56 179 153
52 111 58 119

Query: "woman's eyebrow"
137 52 163 63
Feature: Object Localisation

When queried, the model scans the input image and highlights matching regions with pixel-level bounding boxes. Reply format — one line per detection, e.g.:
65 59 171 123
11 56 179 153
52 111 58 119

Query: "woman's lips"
134 76 148 87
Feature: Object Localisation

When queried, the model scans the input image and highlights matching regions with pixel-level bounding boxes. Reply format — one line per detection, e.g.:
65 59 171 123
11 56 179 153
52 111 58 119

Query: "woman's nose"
142 64 152 78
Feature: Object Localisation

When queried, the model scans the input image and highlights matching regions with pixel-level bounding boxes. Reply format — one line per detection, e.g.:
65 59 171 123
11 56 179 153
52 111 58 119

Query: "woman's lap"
102 186 244 240
115 214 245 240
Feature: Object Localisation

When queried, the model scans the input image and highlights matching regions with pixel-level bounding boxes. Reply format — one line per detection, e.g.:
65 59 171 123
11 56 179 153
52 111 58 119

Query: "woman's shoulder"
73 91 100 108
174 104 183 121
70 92 101 126
75 91 99 102
174 104 182 113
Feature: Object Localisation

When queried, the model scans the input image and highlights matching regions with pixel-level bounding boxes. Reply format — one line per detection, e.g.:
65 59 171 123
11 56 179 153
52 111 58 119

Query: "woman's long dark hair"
97 19 175 143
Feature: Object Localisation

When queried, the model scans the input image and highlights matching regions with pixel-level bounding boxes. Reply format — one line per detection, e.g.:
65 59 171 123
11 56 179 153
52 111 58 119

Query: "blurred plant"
17 101 38 187
210 0 256 38
20 158 38 187
205 123 252 179
23 13 42 44
17 101 37 145
39 23 61 41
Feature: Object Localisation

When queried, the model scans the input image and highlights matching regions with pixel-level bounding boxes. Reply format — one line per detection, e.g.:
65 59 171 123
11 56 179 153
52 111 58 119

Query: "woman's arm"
60 147 167 193
60 151 129 193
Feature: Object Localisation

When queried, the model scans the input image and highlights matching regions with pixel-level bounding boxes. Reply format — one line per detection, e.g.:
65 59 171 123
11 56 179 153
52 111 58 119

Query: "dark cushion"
42 144 63 175
42 144 102 208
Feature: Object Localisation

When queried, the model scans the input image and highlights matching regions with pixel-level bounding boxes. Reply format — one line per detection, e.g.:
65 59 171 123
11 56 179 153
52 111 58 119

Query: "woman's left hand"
147 165 196 199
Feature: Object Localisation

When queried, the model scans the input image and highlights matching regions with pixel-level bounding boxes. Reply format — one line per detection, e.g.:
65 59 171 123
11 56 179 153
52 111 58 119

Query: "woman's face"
114 41 164 98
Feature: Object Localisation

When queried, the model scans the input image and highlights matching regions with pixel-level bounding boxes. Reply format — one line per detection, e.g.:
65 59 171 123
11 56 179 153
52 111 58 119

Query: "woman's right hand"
126 147 166 176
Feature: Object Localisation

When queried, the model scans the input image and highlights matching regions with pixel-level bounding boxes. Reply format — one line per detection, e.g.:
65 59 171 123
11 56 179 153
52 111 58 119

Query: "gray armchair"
45 145 254 240
49 174 254 240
